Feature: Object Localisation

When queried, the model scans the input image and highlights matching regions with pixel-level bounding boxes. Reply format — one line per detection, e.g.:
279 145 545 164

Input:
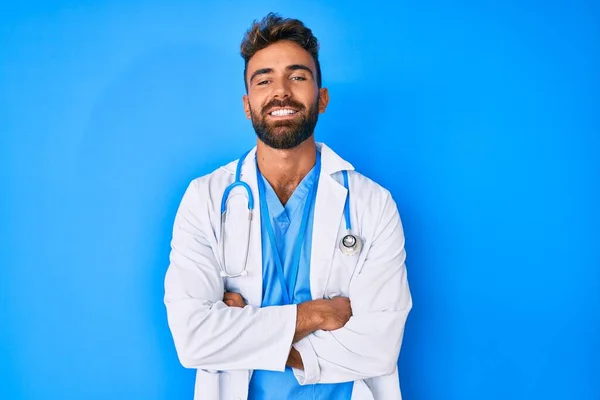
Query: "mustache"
261 99 305 115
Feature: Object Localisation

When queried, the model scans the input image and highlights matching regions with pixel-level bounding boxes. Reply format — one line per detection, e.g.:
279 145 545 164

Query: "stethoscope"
218 149 363 278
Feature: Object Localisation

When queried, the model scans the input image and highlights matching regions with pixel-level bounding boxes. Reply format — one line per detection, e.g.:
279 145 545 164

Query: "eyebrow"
249 64 314 84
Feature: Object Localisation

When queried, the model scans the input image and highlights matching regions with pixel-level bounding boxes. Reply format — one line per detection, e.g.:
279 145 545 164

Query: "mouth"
267 108 299 118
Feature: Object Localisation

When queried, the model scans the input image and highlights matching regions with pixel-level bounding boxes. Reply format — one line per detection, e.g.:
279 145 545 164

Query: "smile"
269 108 298 117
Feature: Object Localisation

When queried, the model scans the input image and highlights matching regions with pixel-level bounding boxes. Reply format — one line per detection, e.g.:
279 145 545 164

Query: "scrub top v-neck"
248 150 354 400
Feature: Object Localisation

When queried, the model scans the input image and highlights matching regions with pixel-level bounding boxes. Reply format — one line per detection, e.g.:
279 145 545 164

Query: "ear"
318 88 329 114
242 95 251 119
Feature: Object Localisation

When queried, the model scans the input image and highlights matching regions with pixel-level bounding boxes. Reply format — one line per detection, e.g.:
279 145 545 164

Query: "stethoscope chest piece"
339 231 362 256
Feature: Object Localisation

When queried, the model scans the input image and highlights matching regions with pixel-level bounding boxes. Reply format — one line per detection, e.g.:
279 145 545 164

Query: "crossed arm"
223 293 352 370
164 181 411 383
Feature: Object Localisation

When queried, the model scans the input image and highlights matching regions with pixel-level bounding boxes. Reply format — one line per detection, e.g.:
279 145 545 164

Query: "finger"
224 292 241 300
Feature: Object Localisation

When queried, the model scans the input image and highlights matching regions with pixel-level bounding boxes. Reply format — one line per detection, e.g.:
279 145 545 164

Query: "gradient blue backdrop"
1 1 599 399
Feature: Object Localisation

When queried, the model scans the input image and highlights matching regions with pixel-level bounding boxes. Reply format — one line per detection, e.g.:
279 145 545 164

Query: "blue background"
1 1 599 399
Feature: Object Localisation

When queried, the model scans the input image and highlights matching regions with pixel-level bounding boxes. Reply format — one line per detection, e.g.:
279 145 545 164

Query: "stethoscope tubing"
218 150 362 278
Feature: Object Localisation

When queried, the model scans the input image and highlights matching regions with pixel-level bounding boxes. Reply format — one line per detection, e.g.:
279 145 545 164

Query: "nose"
272 78 291 99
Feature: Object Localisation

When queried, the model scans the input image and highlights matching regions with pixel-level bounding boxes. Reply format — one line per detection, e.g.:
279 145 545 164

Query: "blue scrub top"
248 151 353 400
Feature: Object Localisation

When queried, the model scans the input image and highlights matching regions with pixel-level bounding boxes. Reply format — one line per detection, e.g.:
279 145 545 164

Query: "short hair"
240 13 322 90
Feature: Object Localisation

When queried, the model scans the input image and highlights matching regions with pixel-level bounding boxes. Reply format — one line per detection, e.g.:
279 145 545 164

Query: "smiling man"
164 13 412 400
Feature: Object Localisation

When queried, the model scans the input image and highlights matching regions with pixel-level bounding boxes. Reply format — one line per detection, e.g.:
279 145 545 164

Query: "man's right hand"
293 297 352 343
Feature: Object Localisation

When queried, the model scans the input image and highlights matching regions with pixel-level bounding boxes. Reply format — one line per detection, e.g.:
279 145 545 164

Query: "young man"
164 13 412 400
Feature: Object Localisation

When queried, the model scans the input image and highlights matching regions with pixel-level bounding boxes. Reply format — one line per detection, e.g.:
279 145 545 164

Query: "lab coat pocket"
325 247 363 298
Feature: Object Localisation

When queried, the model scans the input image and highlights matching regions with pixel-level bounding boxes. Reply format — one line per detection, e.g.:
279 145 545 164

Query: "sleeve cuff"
272 304 299 372
291 336 321 385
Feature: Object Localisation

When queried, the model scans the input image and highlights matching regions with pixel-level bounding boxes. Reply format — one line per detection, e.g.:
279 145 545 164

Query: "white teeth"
270 109 296 116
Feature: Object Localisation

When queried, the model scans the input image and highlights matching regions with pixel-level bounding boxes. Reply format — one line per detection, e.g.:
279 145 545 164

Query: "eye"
257 80 270 86
291 76 306 81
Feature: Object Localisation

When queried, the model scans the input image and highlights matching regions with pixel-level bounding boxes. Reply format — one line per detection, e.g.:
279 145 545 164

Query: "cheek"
297 88 319 107
247 95 267 113
249 101 261 115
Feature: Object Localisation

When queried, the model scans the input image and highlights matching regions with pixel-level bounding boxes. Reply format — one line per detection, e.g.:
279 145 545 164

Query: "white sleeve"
292 192 412 384
164 180 297 371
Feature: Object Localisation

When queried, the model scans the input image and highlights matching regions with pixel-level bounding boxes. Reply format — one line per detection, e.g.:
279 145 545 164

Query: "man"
164 13 412 400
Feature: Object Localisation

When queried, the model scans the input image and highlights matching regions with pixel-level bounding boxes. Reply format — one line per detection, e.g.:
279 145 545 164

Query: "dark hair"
240 13 322 90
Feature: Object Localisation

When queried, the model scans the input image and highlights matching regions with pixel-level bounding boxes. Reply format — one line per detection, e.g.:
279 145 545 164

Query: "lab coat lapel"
237 148 263 307
310 171 347 300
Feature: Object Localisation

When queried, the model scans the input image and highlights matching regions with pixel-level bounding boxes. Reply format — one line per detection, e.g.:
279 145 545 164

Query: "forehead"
247 40 317 75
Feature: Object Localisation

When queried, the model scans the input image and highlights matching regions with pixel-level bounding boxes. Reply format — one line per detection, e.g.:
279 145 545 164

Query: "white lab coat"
164 142 412 400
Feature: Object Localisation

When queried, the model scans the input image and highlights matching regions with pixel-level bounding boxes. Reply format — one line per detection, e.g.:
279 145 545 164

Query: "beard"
249 97 319 150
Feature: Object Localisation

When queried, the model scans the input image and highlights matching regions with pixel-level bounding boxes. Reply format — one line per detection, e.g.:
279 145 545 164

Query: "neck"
256 137 317 205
